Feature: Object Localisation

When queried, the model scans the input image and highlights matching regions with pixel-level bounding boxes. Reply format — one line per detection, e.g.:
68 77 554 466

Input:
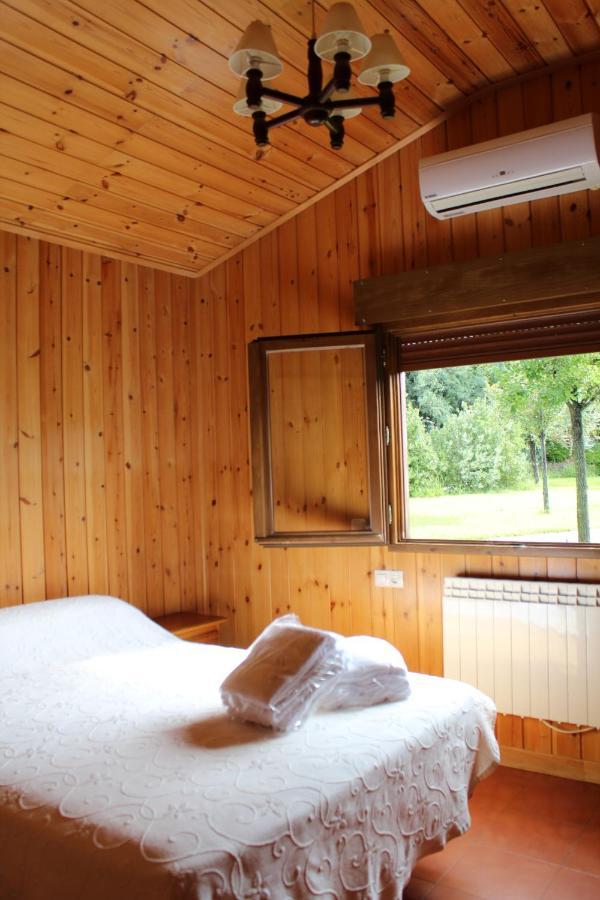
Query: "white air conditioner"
419 113 600 220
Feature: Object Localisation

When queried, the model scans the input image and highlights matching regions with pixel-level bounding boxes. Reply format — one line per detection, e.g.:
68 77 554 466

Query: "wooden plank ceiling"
0 0 599 277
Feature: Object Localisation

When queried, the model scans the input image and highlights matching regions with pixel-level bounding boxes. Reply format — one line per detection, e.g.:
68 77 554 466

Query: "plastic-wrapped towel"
318 635 411 710
220 615 343 731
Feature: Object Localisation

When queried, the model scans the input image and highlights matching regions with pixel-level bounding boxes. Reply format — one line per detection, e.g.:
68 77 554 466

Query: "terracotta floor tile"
406 770 600 899
468 805 584 864
403 876 436 899
503 780 600 826
563 820 600 876
437 843 558 900
543 866 600 900
427 884 481 900
412 837 470 884
468 767 525 814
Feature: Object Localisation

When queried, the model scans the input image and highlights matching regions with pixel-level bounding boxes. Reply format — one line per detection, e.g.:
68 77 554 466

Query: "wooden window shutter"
390 310 600 372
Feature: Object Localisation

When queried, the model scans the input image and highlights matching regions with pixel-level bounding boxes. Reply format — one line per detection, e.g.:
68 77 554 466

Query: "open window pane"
268 346 370 533
403 352 600 544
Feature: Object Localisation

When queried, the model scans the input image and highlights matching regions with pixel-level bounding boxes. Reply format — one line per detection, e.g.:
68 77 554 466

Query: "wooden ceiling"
1 0 599 277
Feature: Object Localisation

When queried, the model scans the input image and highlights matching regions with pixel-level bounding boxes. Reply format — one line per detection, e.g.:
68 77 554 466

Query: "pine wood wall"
1 60 599 767
0 236 206 617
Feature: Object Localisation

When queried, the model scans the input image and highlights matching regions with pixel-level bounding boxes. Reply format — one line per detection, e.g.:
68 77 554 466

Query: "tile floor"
404 766 600 899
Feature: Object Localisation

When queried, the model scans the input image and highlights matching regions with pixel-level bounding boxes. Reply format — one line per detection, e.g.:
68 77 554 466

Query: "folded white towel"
318 635 411 710
220 618 410 731
220 615 343 731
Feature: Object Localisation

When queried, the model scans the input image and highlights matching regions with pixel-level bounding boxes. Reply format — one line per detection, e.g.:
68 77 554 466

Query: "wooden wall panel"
0 237 200 616
0 60 599 770
0 232 22 605
17 236 45 602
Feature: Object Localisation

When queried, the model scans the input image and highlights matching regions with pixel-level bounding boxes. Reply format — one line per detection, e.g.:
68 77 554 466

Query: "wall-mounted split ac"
419 113 600 220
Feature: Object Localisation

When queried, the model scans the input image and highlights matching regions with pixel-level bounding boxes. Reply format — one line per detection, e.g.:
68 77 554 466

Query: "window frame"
248 330 389 547
385 317 600 558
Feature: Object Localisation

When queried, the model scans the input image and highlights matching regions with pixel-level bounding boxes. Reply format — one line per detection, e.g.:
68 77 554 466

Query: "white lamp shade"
358 33 410 85
229 21 283 80
232 81 283 117
315 3 371 61
329 88 362 119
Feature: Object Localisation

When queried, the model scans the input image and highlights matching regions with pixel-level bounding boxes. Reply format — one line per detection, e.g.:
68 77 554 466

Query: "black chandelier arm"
327 96 381 111
264 107 305 130
260 86 307 106
307 37 323 99
319 78 336 104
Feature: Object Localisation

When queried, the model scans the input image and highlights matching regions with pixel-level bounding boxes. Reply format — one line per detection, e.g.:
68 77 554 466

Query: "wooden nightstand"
154 613 227 644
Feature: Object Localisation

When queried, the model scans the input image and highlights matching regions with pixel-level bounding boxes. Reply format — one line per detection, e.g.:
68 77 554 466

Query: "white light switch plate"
374 569 404 588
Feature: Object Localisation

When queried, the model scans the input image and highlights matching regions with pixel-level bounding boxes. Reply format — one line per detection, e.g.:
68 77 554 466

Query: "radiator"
442 577 600 728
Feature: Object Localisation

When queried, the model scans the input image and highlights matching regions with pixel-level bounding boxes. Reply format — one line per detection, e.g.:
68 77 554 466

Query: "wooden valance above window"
353 235 600 342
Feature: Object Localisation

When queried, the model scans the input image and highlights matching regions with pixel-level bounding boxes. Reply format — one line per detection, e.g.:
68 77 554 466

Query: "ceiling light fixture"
228 2 410 152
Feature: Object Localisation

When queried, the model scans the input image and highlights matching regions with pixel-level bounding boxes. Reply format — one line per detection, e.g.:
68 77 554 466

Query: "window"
388 313 600 554
248 332 388 546
401 353 600 544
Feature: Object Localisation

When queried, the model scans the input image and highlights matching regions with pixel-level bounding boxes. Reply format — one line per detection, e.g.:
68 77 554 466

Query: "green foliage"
431 388 529 494
405 401 441 496
496 357 564 437
545 439 570 463
405 352 600 505
549 462 577 479
548 352 600 409
586 444 600 475
405 365 488 429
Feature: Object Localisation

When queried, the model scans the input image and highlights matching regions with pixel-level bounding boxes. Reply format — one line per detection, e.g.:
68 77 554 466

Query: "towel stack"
220 617 343 731
220 616 410 731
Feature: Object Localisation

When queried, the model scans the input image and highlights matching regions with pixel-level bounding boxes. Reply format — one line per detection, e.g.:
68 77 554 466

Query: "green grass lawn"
408 476 600 541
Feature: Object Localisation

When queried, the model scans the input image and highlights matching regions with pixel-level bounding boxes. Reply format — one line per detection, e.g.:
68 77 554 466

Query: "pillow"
0 595 175 673
220 615 343 731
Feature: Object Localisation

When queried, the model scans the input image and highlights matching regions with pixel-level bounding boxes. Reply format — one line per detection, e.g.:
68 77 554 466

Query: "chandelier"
228 2 410 152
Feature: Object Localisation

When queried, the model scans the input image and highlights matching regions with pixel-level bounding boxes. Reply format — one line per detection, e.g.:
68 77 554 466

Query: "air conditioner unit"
419 113 600 220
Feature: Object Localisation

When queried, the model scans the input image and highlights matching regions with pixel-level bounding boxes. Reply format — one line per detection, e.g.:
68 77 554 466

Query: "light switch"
374 569 404 588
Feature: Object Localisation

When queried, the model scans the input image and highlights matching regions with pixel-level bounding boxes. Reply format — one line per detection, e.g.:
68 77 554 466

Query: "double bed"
0 596 499 899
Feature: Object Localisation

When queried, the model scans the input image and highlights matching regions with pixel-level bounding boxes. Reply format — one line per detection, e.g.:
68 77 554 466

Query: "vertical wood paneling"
242 241 273 640
189 274 209 622
227 253 251 647
0 232 22 606
82 253 108 596
138 267 164 617
0 59 599 768
120 263 147 608
172 275 196 611
40 242 67 599
62 248 88 596
17 237 45 602
210 263 236 634
102 259 128 599
155 273 182 612
416 553 442 675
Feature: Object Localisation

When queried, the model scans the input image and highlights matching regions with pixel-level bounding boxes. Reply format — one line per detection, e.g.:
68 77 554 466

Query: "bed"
0 596 499 899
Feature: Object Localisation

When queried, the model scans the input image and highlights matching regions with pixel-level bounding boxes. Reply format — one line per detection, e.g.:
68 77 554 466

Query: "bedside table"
154 612 227 644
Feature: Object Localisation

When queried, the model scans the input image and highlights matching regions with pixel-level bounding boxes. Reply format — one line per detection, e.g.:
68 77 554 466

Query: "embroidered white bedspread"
0 597 499 899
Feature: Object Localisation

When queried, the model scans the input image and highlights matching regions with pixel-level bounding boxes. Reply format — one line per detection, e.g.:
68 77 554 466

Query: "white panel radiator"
442 577 600 727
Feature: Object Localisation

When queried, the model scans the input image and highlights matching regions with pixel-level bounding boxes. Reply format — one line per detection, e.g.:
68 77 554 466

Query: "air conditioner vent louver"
419 114 600 220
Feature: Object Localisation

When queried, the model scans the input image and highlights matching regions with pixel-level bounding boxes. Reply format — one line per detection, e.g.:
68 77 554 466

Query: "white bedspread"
0 597 499 899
